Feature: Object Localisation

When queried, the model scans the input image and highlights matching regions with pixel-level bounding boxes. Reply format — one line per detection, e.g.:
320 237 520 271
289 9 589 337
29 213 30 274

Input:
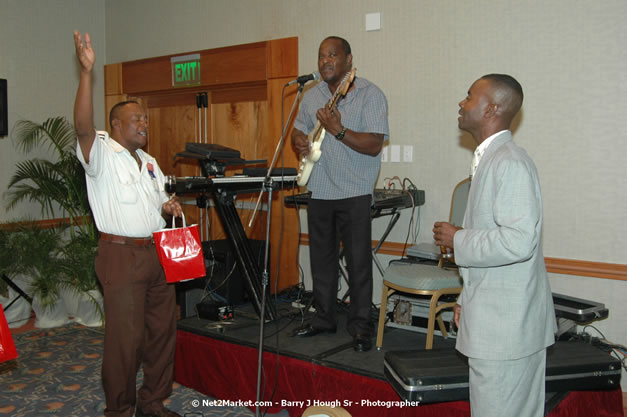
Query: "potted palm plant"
2 223 70 327
4 116 102 326
0 227 31 327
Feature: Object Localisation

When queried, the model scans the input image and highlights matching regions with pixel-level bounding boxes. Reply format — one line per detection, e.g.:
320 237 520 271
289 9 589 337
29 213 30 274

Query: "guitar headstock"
338 68 357 97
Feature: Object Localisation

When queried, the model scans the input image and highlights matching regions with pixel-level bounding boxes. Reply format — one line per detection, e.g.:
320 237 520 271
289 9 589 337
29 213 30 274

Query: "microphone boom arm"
248 83 305 227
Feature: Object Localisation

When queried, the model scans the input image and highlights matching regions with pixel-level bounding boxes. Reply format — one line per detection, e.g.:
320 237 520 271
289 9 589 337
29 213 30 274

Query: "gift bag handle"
171 212 186 229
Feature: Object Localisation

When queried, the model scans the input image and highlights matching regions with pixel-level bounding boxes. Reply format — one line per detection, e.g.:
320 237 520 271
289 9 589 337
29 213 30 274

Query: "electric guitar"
296 68 357 187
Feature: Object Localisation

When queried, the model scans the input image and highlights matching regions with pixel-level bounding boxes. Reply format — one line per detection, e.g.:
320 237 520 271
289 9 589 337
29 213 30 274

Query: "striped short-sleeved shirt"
294 77 389 200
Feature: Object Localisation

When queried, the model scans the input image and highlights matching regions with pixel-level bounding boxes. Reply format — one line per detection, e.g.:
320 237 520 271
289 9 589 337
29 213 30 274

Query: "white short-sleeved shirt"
76 131 168 237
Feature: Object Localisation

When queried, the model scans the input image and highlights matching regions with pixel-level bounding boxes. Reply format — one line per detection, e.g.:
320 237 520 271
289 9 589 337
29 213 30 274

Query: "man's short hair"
109 100 139 129
481 74 523 118
323 36 352 56
481 74 523 105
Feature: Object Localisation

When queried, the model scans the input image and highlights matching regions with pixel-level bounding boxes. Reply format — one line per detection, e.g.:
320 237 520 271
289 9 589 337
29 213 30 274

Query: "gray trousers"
468 348 546 417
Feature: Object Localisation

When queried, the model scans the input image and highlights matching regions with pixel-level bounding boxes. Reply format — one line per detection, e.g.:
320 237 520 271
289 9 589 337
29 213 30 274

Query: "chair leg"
376 284 392 350
436 314 448 339
425 294 440 350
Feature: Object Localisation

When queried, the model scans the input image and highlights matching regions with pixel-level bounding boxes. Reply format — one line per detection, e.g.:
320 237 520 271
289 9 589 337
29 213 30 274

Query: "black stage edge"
177 303 453 381
175 303 620 412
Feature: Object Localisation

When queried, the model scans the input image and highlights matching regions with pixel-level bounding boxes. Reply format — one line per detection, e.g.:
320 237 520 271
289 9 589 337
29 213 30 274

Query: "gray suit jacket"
454 131 556 360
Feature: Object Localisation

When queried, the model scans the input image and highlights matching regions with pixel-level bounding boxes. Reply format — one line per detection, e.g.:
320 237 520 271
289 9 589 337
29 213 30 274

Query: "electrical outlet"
365 12 381 31
390 145 400 162
403 145 413 162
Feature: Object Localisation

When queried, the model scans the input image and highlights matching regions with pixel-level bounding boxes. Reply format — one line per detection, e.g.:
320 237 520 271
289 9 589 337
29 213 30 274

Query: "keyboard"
284 188 425 209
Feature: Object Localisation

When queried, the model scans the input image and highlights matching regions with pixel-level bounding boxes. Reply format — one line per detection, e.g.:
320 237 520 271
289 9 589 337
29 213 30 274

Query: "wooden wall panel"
106 37 300 292
146 98 200 225
202 45 266 85
104 63 123 95
122 58 172 95
265 79 301 290
120 40 281 95
207 101 268 243
146 103 198 176
267 37 299 79
212 101 267 163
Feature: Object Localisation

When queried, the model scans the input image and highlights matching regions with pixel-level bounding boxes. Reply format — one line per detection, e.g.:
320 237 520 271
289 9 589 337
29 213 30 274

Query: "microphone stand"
254 81 306 417
249 81 306 228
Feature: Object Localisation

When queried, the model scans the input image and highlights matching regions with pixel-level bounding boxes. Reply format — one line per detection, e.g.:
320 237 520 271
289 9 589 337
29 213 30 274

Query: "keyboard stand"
339 207 403 306
371 208 403 276
212 186 278 322
284 191 418 308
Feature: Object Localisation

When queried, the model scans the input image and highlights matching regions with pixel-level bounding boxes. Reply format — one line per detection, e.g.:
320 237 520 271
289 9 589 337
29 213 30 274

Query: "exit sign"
171 54 201 87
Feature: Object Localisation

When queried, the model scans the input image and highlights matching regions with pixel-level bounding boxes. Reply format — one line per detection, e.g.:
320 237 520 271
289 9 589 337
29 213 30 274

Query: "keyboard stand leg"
212 192 277 321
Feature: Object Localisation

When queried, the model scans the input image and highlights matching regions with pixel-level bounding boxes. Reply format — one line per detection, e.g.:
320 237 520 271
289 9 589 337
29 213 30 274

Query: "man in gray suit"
433 74 556 417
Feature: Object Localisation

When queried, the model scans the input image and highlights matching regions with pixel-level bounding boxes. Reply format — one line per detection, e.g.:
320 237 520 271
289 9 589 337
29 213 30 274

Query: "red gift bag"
0 305 18 363
153 214 206 283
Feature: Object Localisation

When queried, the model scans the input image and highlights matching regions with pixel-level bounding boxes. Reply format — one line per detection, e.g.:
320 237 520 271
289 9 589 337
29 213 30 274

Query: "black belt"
99 232 153 247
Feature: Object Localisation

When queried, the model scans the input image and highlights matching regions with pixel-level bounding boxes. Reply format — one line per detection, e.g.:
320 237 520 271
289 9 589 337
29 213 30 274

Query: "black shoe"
293 324 337 337
353 334 372 352
135 407 182 417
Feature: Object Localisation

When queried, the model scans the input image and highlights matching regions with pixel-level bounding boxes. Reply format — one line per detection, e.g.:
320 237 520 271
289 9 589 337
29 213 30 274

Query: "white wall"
103 0 627 262
0 0 106 221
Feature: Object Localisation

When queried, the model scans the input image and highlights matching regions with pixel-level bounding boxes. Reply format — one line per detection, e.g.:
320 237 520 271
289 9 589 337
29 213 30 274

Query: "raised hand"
73 31 95 73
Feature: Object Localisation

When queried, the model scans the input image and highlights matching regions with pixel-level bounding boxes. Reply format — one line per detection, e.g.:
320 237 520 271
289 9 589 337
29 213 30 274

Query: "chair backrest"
449 177 471 227
437 177 471 268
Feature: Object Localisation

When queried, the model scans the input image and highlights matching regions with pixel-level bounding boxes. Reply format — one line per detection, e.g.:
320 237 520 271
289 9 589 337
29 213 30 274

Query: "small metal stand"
1 273 32 312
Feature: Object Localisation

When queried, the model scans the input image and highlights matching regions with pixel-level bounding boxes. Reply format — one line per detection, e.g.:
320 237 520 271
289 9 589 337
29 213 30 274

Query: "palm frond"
12 117 77 157
5 159 69 217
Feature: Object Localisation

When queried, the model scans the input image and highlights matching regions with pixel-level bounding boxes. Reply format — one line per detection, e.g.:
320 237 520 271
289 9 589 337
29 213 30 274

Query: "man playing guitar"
291 36 389 352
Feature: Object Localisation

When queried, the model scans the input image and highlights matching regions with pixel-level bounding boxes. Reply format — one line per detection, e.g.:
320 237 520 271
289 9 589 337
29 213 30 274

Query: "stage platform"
173 304 623 417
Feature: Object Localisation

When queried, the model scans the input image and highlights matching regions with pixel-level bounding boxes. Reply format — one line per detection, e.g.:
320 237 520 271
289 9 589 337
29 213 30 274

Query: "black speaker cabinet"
176 239 267 318
0 79 7 137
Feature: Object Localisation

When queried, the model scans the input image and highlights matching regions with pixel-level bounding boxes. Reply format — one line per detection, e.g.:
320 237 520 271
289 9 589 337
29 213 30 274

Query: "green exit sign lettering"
171 54 201 87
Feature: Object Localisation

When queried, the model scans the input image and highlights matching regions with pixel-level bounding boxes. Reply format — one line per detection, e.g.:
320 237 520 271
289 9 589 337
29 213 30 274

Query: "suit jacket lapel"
462 131 513 228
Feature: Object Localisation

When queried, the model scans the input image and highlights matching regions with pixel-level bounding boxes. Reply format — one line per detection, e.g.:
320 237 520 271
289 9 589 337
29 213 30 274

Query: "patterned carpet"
0 323 288 417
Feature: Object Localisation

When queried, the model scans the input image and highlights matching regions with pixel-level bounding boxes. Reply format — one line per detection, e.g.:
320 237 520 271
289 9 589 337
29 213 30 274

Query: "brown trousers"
95 239 176 417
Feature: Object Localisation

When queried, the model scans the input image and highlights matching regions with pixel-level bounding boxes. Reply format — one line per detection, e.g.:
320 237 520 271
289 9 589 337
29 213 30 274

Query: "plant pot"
32 294 70 329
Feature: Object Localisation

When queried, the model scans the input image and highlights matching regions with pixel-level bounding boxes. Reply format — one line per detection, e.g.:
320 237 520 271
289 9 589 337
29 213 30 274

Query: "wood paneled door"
104 37 300 293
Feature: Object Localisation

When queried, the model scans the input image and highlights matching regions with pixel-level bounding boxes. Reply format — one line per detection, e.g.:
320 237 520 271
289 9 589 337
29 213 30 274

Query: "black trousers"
307 195 374 337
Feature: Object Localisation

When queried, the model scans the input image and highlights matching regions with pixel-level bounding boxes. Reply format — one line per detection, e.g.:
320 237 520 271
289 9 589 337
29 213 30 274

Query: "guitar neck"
308 120 324 142
308 69 356 143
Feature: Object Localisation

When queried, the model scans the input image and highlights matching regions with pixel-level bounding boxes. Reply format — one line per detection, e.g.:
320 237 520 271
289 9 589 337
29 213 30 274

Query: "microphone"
286 72 320 86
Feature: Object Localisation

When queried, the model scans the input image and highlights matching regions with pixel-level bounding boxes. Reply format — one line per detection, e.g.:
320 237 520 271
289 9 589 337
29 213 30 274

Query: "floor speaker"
176 239 267 318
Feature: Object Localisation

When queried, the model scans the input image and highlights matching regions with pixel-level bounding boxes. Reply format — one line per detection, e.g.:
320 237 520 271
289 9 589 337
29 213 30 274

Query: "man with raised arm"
73 31 182 417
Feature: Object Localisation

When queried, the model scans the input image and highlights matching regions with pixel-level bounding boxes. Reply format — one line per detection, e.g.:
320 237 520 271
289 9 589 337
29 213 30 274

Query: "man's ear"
111 119 121 130
484 103 499 119
347 53 353 67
